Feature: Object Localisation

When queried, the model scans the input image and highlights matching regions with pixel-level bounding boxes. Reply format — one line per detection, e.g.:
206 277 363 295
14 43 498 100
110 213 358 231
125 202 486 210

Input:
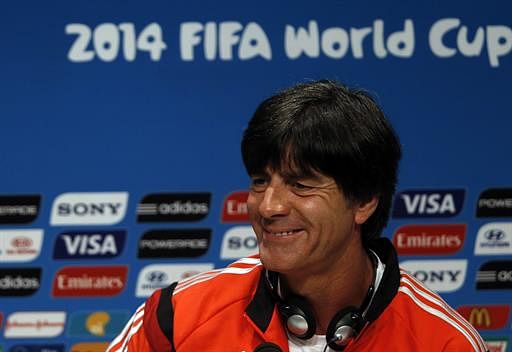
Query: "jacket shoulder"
170 257 265 348
387 269 488 352
172 257 263 301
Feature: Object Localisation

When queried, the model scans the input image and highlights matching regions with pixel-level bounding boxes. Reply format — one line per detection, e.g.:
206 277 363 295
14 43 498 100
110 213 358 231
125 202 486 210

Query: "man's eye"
252 178 266 185
293 182 312 190
250 178 267 191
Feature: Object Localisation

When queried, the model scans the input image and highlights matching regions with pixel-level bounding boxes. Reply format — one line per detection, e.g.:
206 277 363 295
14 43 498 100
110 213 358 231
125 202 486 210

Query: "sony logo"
412 269 462 282
50 192 128 225
220 226 259 259
400 259 467 293
57 202 123 216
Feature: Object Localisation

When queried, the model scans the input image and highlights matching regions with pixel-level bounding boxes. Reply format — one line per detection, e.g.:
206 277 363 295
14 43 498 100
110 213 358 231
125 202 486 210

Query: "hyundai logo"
146 271 168 283
484 229 506 241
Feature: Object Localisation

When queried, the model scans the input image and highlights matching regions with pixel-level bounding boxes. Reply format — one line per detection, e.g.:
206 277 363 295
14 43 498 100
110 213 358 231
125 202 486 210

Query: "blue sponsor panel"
53 231 126 259
392 189 465 218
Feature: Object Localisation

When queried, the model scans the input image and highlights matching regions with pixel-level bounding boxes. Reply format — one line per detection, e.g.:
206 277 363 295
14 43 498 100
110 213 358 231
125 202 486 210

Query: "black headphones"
265 254 379 351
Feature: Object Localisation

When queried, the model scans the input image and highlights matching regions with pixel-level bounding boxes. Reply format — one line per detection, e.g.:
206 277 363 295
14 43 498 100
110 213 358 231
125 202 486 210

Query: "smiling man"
108 80 488 352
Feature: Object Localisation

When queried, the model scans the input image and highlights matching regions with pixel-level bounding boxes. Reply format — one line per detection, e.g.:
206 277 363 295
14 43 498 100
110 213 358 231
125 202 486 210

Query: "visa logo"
53 231 126 259
392 189 465 218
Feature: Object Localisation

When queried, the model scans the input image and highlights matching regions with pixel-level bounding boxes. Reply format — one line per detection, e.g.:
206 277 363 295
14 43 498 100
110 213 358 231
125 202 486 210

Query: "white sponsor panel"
400 259 467 293
220 226 259 259
474 222 512 255
50 192 128 225
485 339 508 352
0 229 43 262
136 263 214 297
4 311 66 338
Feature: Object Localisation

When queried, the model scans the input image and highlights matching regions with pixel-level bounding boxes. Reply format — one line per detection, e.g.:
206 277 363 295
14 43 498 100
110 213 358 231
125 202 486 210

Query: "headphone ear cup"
326 306 364 351
277 294 316 340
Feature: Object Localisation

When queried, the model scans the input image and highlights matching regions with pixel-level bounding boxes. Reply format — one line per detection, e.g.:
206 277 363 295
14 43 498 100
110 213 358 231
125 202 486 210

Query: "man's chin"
259 253 297 274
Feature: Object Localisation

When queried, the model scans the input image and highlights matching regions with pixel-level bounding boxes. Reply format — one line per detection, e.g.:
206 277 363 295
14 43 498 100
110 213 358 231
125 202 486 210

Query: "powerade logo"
392 224 465 255
52 266 128 297
4 312 66 338
476 188 512 217
220 226 258 259
138 229 210 258
0 230 43 262
0 268 41 296
9 345 64 352
137 193 210 222
392 189 464 218
474 223 512 255
50 192 128 225
53 230 126 259
400 260 467 293
67 311 129 337
136 263 214 297
456 305 510 330
221 191 249 223
476 260 512 290
0 195 41 224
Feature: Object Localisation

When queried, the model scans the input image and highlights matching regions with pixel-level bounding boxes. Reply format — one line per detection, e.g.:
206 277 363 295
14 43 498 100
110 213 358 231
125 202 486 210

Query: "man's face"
247 166 369 276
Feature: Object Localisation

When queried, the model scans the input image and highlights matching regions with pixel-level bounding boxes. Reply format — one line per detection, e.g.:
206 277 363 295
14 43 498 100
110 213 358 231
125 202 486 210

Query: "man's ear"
354 197 379 225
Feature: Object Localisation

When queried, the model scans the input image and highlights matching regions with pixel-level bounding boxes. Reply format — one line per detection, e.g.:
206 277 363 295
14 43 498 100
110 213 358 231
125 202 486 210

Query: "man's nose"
258 184 290 218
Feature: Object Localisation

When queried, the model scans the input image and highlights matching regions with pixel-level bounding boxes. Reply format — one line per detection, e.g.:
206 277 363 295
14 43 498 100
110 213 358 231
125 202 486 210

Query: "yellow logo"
71 342 110 352
85 311 111 336
469 308 491 328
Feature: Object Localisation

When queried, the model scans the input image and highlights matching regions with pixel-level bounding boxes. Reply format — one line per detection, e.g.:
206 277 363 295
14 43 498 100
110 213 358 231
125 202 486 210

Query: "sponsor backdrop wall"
0 1 511 351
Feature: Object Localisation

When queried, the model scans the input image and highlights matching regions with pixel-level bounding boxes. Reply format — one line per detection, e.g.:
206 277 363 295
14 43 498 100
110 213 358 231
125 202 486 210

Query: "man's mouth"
264 229 303 237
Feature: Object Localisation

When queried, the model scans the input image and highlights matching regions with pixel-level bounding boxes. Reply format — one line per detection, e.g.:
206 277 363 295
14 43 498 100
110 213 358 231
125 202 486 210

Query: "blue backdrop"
0 1 511 351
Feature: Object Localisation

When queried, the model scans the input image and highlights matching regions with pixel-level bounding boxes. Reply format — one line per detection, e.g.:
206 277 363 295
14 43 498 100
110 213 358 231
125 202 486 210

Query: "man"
108 80 488 351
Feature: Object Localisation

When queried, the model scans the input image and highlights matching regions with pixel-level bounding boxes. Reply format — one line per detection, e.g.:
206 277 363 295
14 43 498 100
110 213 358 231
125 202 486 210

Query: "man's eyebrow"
281 170 318 181
249 172 267 178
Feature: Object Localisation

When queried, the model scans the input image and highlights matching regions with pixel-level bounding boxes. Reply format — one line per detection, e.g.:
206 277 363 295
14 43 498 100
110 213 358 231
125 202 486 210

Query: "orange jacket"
107 239 488 352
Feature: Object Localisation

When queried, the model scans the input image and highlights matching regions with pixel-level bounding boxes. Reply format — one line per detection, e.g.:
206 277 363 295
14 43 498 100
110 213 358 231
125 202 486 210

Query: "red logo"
457 305 510 330
221 191 249 223
392 224 465 255
52 266 127 297
11 237 33 248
